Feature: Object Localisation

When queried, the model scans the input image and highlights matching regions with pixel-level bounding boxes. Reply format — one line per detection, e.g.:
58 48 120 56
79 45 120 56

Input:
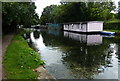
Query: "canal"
24 29 120 79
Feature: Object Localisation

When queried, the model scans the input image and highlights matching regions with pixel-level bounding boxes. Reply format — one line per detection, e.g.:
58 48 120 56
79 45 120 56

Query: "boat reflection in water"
27 30 119 79
64 31 102 45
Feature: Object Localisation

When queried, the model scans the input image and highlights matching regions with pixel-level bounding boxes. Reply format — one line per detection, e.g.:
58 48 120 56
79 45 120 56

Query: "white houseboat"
63 21 104 33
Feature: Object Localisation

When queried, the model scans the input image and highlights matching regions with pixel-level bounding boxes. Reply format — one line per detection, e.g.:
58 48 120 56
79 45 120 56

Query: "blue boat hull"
100 31 115 35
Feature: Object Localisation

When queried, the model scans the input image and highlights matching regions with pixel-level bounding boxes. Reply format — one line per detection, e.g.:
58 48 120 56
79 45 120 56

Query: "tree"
118 1 120 19
40 2 116 25
40 5 57 25
2 2 39 34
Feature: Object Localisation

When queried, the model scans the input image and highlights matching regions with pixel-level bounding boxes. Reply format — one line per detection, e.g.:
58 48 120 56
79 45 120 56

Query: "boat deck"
63 30 116 35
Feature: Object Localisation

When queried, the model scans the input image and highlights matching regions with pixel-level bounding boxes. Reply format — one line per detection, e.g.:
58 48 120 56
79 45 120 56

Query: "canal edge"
34 66 56 79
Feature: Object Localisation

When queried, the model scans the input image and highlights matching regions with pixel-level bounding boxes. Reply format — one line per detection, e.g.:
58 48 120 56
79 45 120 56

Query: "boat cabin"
63 21 104 32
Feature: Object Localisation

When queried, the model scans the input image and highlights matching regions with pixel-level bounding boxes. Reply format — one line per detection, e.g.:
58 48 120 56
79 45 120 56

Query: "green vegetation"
105 30 120 33
3 34 44 79
2 2 39 34
118 1 120 19
104 22 120 30
40 2 116 24
18 28 33 35
105 19 120 23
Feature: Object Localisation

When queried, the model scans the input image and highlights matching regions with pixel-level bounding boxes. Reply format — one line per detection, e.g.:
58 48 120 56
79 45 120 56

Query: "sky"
35 0 60 17
35 0 120 17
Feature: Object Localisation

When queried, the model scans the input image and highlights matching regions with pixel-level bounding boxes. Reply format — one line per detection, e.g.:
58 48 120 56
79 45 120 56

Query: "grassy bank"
3 34 44 79
105 19 120 23
104 30 120 33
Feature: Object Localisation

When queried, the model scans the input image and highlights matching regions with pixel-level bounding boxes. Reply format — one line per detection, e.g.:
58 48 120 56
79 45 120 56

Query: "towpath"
0 34 55 80
0 34 14 80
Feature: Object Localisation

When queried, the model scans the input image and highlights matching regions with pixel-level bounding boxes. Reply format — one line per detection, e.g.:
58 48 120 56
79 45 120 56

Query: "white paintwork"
87 35 102 45
87 21 103 32
63 21 103 32
64 31 102 45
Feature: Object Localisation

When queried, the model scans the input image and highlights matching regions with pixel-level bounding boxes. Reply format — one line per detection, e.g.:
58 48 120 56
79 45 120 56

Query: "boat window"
81 24 83 30
72 24 74 29
77 24 79 29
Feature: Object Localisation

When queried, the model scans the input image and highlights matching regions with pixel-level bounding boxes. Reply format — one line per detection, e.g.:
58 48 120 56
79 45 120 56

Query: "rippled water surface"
24 30 120 79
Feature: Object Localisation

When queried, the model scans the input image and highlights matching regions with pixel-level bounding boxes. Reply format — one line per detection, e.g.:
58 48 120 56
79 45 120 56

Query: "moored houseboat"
63 21 104 33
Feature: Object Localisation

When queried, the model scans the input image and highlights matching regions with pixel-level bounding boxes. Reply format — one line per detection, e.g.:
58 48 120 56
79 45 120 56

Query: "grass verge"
104 19 120 23
104 30 120 33
3 34 44 79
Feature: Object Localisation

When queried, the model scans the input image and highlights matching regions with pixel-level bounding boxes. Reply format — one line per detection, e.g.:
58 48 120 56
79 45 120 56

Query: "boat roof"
62 21 104 24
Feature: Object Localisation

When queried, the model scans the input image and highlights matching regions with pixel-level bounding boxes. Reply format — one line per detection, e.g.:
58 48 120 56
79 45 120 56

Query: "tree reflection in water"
24 30 120 79
33 30 41 39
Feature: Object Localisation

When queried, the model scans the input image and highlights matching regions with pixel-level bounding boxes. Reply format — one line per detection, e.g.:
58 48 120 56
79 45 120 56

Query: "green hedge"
104 23 120 30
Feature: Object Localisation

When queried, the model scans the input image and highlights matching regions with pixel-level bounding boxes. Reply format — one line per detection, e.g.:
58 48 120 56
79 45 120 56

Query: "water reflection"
25 30 119 79
31 32 45 50
33 30 41 39
64 31 102 45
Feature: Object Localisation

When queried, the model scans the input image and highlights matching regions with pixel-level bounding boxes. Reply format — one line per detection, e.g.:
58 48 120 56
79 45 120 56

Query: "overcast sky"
35 0 120 17
35 0 60 17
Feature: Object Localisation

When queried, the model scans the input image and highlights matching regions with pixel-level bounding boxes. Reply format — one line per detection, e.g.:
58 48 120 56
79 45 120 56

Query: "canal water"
24 30 120 79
